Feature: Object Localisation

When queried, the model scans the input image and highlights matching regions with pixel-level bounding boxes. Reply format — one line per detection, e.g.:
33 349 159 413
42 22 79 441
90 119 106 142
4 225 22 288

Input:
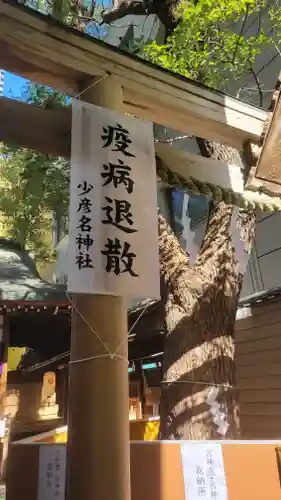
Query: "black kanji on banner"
101 159 134 194
75 181 94 270
75 252 94 270
101 238 139 277
102 197 137 234
101 123 136 158
77 181 94 195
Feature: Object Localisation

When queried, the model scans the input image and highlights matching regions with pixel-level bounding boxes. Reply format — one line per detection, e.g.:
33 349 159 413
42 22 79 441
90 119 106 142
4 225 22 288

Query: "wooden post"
65 77 131 500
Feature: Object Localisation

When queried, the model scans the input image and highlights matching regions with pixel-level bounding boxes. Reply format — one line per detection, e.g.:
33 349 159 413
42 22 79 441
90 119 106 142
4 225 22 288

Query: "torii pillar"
65 76 130 500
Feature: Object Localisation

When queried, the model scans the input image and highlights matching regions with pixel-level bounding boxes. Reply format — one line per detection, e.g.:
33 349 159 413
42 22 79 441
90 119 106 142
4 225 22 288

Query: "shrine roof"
0 238 67 303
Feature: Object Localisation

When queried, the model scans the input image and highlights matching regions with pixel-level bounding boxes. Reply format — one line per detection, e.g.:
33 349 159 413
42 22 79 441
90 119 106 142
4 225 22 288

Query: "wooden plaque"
255 77 281 185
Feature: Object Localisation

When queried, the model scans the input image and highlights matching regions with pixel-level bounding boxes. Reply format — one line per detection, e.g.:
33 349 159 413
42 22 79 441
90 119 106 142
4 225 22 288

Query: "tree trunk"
159 142 256 440
101 0 180 37
98 0 257 440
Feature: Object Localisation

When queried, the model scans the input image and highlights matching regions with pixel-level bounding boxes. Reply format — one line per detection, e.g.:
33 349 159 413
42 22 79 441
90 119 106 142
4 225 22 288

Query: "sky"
3 72 27 99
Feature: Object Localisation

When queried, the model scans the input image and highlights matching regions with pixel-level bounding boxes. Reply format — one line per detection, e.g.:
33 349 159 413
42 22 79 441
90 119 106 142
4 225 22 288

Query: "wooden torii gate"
0 2 281 500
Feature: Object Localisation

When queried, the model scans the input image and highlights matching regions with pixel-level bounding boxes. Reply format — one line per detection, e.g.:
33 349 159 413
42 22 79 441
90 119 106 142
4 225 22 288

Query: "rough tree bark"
158 143 255 440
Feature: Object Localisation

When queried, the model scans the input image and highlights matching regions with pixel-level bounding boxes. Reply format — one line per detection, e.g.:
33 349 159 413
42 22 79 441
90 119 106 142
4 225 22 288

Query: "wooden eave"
0 0 267 150
255 90 281 186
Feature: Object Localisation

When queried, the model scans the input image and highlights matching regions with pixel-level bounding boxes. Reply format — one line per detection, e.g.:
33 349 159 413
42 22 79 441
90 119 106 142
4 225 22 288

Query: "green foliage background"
145 0 269 90
0 84 70 263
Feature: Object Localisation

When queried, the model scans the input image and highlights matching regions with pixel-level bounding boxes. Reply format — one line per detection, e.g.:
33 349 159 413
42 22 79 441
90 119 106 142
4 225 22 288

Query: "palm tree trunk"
159 142 255 440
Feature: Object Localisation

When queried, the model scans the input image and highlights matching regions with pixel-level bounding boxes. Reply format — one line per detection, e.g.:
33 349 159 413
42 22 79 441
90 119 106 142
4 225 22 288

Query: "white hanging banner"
181 443 228 500
68 99 160 298
37 445 66 500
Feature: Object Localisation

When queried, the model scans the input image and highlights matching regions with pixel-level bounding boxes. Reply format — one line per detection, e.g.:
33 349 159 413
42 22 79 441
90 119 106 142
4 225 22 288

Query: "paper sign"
230 207 250 275
206 388 229 437
68 99 160 299
38 445 66 500
0 420 5 439
181 443 228 500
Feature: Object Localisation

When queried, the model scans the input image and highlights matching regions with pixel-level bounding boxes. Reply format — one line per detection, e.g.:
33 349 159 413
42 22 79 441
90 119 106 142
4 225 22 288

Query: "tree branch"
232 4 249 64
101 0 147 25
101 0 180 37
249 66 263 107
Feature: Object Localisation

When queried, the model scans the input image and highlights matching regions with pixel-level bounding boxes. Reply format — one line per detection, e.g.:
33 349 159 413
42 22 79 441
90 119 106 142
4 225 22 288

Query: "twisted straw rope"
156 163 281 212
